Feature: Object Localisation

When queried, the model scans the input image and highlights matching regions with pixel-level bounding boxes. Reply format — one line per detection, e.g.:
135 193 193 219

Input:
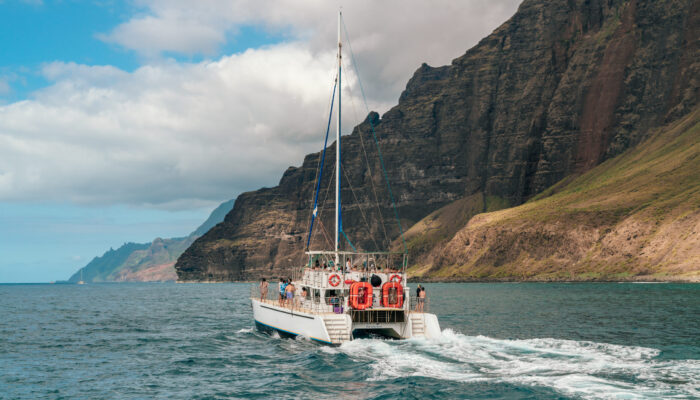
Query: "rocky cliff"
175 0 699 282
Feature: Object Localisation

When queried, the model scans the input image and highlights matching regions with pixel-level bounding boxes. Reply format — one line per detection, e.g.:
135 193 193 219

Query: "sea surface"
1 282 698 399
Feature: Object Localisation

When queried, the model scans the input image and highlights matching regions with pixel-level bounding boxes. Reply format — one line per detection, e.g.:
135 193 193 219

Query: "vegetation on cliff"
409 109 700 281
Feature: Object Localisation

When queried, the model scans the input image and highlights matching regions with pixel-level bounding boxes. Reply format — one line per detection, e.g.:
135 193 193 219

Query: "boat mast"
335 11 342 265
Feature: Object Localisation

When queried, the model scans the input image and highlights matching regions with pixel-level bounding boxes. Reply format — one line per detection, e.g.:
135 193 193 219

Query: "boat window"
302 287 310 300
325 290 339 305
313 289 320 303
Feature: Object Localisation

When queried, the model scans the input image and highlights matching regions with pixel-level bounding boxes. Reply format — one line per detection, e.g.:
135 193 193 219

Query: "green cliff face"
175 0 699 282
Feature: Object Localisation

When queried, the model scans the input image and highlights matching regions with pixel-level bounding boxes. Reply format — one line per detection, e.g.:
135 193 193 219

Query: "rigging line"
340 150 381 252
303 78 338 252
342 16 407 252
341 229 357 252
340 57 392 249
311 159 337 250
306 76 338 250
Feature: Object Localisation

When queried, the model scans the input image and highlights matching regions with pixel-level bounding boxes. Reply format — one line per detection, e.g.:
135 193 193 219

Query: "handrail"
251 282 429 315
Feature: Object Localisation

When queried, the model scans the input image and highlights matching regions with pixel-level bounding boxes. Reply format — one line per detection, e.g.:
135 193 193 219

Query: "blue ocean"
1 282 698 399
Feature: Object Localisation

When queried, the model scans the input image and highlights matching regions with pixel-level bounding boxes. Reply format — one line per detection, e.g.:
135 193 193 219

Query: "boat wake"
334 329 698 399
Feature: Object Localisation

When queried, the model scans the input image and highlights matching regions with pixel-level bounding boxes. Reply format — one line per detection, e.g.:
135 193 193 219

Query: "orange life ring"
389 274 402 283
381 282 404 308
349 282 373 310
329 274 341 287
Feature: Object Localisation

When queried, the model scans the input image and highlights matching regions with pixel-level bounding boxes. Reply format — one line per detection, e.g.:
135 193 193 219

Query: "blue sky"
0 1 284 101
0 0 283 282
0 1 136 101
0 0 520 282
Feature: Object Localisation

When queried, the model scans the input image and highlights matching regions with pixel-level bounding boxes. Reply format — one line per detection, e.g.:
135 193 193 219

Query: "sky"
0 0 522 282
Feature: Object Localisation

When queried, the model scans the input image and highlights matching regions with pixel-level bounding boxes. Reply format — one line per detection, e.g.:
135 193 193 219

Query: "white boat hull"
251 298 441 345
251 299 334 344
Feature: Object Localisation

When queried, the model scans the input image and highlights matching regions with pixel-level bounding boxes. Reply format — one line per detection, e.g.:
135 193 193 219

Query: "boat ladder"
409 313 426 338
322 314 351 344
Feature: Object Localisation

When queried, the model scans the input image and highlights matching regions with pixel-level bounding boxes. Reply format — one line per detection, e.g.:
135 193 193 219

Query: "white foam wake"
337 329 699 399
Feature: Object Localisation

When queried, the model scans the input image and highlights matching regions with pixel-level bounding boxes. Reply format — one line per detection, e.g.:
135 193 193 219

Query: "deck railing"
250 284 345 314
251 283 429 314
408 295 430 313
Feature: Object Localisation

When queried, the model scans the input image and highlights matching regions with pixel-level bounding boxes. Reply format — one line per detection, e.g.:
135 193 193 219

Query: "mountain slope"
69 199 234 283
192 199 235 237
409 108 700 281
176 0 698 282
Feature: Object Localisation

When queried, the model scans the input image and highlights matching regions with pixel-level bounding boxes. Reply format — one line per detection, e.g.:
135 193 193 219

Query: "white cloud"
102 0 522 103
0 1 521 209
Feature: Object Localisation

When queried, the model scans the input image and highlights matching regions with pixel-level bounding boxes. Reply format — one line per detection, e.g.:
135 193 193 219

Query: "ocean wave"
337 329 699 399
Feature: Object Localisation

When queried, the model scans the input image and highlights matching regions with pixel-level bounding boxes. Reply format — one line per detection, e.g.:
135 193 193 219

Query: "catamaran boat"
250 12 441 345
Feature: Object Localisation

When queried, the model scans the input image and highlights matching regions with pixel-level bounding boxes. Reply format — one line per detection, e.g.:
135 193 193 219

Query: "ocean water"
1 283 698 400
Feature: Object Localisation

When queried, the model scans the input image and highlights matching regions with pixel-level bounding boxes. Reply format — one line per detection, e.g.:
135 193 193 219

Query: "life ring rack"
329 274 341 287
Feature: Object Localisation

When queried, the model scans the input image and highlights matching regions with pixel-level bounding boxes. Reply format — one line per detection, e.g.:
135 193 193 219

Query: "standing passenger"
286 281 295 309
280 279 288 306
418 286 426 312
259 278 268 302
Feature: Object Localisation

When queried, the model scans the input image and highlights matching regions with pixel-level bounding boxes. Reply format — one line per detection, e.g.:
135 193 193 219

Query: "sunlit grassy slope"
409 108 700 281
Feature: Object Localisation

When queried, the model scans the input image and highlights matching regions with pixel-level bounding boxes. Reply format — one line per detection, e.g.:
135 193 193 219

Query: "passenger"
418 286 426 312
278 278 285 306
322 262 328 270
345 259 351 273
259 278 268 302
286 281 295 309
280 279 288 306
314 259 320 270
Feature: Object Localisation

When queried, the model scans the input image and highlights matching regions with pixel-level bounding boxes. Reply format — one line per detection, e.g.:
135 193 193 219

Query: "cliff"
175 0 699 282
408 108 699 281
69 199 234 283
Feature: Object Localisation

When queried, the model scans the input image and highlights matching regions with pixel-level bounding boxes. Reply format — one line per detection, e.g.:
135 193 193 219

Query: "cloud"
0 44 354 207
102 0 522 103
0 1 521 209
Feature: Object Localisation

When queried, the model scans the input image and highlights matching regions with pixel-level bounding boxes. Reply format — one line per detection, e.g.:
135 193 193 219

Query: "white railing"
251 280 429 314
250 284 346 315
